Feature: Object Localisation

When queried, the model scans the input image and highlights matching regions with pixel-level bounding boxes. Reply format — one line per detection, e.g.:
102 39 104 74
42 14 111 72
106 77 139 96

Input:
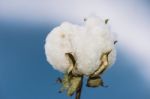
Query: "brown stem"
75 76 83 99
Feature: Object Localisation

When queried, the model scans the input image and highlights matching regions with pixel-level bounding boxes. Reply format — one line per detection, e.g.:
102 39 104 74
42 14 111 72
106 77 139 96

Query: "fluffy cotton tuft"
45 16 116 75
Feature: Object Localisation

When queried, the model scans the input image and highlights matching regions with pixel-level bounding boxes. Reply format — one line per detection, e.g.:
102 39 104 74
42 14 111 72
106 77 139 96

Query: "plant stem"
75 76 83 99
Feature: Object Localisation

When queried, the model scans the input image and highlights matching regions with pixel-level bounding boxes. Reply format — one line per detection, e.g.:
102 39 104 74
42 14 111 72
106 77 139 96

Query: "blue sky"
0 0 150 99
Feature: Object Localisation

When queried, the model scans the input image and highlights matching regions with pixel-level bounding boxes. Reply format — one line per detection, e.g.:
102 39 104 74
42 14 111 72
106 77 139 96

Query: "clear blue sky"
0 20 150 99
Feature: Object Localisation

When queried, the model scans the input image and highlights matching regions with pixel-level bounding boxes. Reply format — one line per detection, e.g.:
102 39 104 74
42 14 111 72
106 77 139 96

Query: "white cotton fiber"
45 16 116 75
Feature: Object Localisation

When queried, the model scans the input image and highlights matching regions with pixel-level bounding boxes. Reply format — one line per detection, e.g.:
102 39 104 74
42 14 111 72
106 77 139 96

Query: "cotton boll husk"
45 16 116 75
108 47 116 66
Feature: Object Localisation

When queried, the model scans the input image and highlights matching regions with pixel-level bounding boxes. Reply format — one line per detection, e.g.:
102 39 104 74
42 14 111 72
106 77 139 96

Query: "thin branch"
75 76 83 99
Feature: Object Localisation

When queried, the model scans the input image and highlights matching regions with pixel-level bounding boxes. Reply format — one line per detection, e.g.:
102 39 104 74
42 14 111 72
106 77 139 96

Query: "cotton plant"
45 15 117 99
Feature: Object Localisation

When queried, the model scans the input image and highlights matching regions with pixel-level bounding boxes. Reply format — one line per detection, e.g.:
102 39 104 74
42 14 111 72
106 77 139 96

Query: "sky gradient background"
0 0 150 99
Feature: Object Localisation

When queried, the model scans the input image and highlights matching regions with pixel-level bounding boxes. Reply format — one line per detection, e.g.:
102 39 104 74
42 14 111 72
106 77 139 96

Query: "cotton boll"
45 22 74 73
71 29 101 75
71 20 116 75
45 15 116 75
81 17 115 75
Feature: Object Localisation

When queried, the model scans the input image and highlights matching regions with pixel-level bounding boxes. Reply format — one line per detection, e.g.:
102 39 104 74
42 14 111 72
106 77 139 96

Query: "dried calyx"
59 50 111 97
